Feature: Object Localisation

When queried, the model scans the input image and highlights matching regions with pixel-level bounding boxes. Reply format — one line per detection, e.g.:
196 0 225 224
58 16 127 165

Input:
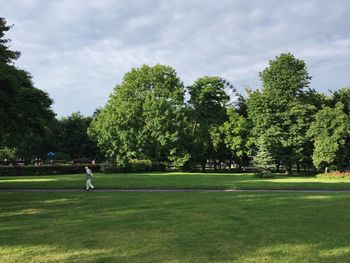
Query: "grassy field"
1 173 350 262
1 172 350 190
1 191 350 262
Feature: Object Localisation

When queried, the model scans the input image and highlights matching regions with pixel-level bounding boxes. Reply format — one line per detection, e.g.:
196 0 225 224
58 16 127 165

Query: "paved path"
1 188 350 193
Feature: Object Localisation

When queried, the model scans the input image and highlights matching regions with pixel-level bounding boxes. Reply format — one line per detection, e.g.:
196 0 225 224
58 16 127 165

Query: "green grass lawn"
1 172 350 190
1 191 350 262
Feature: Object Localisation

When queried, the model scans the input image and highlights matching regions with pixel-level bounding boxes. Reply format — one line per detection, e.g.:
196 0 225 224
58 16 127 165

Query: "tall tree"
88 64 189 166
219 107 251 168
187 76 230 169
248 53 319 173
0 17 55 158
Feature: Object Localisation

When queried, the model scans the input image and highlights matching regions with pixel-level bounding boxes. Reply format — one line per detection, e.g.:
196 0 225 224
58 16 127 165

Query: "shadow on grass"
1 192 350 262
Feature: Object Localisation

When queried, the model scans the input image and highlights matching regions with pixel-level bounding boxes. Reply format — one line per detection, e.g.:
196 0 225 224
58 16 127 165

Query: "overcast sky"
1 0 350 116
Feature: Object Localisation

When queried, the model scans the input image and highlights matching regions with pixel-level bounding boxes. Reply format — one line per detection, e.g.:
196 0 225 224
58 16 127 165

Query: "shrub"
101 160 165 174
255 169 274 178
54 152 71 161
100 162 128 173
0 164 101 176
316 171 350 179
0 147 16 160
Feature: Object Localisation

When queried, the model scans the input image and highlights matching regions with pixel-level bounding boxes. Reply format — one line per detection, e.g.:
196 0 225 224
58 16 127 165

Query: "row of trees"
1 17 349 172
88 58 349 173
248 55 349 173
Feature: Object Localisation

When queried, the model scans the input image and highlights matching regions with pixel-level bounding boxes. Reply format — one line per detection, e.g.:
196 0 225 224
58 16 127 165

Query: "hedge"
0 162 262 176
101 160 166 173
0 164 101 176
0 160 164 176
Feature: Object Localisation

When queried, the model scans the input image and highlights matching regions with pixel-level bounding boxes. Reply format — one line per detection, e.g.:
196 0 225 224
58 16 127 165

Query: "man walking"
85 166 94 191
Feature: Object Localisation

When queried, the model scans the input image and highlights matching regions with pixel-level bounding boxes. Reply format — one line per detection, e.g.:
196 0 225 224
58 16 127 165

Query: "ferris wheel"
220 78 241 107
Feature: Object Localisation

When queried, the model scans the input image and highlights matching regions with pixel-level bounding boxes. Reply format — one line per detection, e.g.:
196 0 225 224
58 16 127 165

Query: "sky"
1 0 350 117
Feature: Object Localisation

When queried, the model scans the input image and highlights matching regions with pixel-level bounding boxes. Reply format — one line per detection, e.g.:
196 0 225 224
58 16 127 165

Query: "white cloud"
1 0 350 116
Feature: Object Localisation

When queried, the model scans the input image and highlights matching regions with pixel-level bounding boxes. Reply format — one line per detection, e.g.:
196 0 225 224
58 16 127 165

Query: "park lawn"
1 191 350 262
0 172 350 190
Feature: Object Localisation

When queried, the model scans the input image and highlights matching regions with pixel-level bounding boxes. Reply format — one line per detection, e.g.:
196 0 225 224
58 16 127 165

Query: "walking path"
1 188 350 193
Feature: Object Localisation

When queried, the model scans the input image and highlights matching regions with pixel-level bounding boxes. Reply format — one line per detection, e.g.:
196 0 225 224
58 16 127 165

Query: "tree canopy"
88 64 189 165
248 53 320 173
87 53 349 172
308 103 350 171
0 17 20 63
187 76 230 168
52 112 101 160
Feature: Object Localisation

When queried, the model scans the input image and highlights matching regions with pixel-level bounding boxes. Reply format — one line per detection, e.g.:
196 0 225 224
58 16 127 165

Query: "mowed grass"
1 191 350 262
1 172 350 190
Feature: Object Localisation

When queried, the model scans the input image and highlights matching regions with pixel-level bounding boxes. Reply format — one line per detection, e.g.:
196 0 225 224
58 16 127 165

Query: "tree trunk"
276 161 280 172
286 161 292 175
238 160 242 171
200 161 206 171
297 163 300 174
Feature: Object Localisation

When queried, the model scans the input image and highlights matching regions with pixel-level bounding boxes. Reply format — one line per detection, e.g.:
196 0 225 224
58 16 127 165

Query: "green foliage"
248 53 319 173
54 152 71 161
101 159 165 173
308 103 349 171
88 64 189 166
53 112 100 159
0 147 16 160
259 53 311 97
0 17 20 63
187 76 230 167
254 141 275 178
188 76 229 125
0 63 55 147
219 107 251 167
331 87 350 115
168 151 191 168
